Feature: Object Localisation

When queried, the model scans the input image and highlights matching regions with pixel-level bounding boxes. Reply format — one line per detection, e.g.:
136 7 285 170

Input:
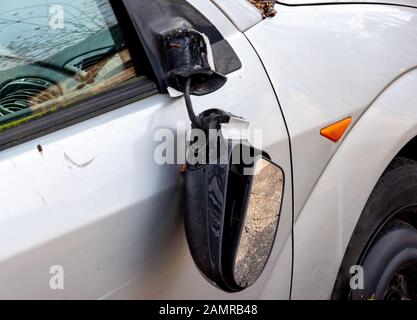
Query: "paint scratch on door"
64 153 96 169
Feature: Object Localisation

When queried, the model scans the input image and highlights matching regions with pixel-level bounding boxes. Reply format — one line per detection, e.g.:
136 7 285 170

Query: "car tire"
351 221 417 300
333 156 417 300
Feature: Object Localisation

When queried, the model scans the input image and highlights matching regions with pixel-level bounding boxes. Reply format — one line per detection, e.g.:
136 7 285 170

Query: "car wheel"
351 221 417 300
333 156 417 299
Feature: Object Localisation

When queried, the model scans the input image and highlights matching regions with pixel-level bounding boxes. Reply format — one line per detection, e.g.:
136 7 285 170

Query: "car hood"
278 0 417 7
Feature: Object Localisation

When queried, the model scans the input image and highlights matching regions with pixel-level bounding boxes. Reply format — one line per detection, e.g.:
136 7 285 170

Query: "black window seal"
0 0 158 152
0 79 158 152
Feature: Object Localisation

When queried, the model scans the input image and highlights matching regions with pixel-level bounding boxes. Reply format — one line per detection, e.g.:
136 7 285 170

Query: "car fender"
291 67 417 299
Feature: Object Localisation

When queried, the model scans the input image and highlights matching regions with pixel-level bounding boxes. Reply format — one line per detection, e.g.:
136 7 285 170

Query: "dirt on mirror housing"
248 0 277 18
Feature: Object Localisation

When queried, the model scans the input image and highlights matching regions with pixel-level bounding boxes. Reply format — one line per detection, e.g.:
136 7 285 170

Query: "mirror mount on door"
162 29 228 97
162 28 228 129
121 0 241 93
160 27 284 293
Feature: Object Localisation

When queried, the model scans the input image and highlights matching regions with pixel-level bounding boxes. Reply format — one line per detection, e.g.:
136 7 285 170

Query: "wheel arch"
331 156 417 299
331 137 417 299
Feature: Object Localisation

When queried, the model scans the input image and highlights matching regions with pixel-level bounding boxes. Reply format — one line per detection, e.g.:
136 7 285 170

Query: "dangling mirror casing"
184 136 284 292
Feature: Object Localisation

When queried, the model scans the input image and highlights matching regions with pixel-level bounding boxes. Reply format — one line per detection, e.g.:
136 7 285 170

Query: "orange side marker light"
320 117 352 143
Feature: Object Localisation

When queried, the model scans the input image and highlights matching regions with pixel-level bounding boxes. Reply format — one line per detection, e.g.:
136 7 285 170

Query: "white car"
1 0 417 300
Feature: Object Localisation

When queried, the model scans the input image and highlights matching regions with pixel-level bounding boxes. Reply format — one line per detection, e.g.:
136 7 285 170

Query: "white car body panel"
210 0 262 32
0 0 293 299
246 3 417 218
281 0 417 6
292 67 417 299
245 3 417 298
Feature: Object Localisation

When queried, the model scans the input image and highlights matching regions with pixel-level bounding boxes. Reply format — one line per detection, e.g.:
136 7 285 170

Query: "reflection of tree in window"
0 0 138 130
0 0 117 67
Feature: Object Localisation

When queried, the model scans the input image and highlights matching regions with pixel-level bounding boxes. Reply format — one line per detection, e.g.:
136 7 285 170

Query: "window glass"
0 0 140 132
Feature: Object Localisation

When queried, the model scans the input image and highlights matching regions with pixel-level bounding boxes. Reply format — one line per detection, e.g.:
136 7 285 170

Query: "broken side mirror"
184 111 284 292
161 28 283 292
162 29 227 96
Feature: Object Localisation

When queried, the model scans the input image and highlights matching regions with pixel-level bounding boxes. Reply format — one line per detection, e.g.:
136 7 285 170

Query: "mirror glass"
233 158 284 288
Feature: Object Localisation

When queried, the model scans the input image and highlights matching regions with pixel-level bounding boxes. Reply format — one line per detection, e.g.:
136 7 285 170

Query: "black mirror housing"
184 142 253 292
162 29 227 96
184 140 284 292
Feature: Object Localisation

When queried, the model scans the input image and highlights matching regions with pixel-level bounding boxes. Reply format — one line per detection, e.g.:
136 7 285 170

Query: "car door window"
0 0 144 133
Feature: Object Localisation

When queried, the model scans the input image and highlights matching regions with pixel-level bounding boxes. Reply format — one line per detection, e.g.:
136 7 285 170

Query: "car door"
0 0 292 299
